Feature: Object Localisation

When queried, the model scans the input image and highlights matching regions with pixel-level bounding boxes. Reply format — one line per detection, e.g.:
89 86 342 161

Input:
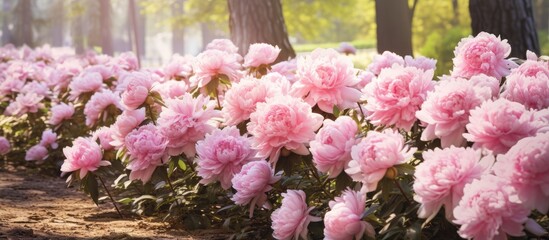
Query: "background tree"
375 0 414 56
227 0 295 62
13 0 33 47
100 0 114 55
171 0 185 54
470 0 540 58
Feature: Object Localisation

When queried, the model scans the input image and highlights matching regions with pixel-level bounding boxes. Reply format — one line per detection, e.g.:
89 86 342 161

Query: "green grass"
293 39 376 52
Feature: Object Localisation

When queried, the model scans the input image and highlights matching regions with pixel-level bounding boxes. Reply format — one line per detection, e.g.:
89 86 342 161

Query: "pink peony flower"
83 90 122 127
271 59 298 83
49 103 75 126
243 43 281 68
463 98 542 155
110 108 146 149
25 145 48 162
109 51 139 72
323 189 375 240
157 93 221 157
364 65 435 131
469 74 501 99
345 129 416 192
206 39 239 54
0 137 11 155
125 124 169 183
413 147 493 222
310 116 358 178
355 70 374 90
416 78 491 147
39 129 58 149
163 54 193 81
367 51 404 75
453 175 529 240
0 77 25 95
337 42 357 55
291 48 362 113
501 59 549 110
404 55 437 71
151 80 188 100
195 126 260 190
189 49 242 90
92 126 115 151
120 71 155 110
271 190 321 240
7 92 44 116
20 81 49 97
231 160 281 218
247 95 323 164
222 76 281 126
493 133 549 213
69 71 103 100
451 32 517 80
61 137 111 178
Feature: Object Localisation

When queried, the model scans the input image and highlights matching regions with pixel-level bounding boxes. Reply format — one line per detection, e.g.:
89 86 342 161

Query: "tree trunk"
14 0 33 47
227 0 295 63
99 0 113 55
51 0 64 47
375 0 413 56
470 0 540 58
452 0 459 25
1 0 14 45
171 0 185 54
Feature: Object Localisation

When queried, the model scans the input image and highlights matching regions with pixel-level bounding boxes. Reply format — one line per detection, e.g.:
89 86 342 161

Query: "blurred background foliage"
0 0 547 75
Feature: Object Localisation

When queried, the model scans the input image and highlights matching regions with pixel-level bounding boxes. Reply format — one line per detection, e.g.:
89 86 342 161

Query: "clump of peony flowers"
49 103 75 126
363 65 435 131
120 71 155 110
323 189 375 239
83 90 122 127
231 160 281 218
270 190 321 240
346 129 416 192
310 116 358 178
413 146 493 222
451 32 517 80
292 48 362 113
125 124 169 183
0 136 10 155
60 137 111 178
243 43 281 68
247 95 323 164
195 126 260 190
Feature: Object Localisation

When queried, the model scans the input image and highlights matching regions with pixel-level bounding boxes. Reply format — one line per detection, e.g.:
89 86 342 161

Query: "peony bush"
1 32 548 239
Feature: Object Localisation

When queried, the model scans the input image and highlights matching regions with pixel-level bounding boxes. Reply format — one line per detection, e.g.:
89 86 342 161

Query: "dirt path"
0 169 230 240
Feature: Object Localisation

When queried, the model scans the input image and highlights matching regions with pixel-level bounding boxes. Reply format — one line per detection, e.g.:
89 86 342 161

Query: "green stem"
394 179 411 204
98 175 124 219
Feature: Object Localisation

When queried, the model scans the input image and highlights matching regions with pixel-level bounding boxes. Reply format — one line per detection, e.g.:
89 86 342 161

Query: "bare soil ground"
0 167 231 240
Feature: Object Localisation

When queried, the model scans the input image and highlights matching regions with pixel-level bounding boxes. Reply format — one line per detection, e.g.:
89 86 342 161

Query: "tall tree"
13 0 34 47
172 0 185 54
99 0 113 55
375 0 414 56
227 0 295 62
1 0 14 45
51 0 65 47
470 0 540 58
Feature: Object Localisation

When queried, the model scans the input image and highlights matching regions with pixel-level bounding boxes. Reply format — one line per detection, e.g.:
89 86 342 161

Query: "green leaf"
178 158 187 171
84 174 99 205
168 159 176 177
335 172 353 194
333 105 341 117
132 195 157 204
117 197 133 204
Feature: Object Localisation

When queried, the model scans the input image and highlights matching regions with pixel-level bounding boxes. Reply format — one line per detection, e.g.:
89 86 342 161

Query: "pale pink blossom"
0 77 25 95
83 90 122 127
110 108 146 149
163 54 193 82
271 59 298 83
453 175 529 240
493 133 549 213
39 129 58 149
206 39 239 54
501 59 549 110
463 99 542 155
416 78 490 147
195 126 259 190
292 48 362 113
49 103 75 126
190 49 242 90
247 95 323 164
404 55 437 71
20 81 49 97
355 70 374 89
452 32 517 80
69 71 103 100
61 137 111 178
222 76 281 126
125 124 169 183
6 93 44 116
151 80 188 100
310 116 358 178
0 137 11 155
469 74 501 99
25 145 48 162
271 190 321 240
367 51 404 75
109 52 139 72
364 65 435 131
243 43 281 68
157 93 221 157
92 126 115 151
345 129 416 192
413 147 493 222
231 160 281 218
120 71 154 110
324 189 375 240
337 42 356 55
